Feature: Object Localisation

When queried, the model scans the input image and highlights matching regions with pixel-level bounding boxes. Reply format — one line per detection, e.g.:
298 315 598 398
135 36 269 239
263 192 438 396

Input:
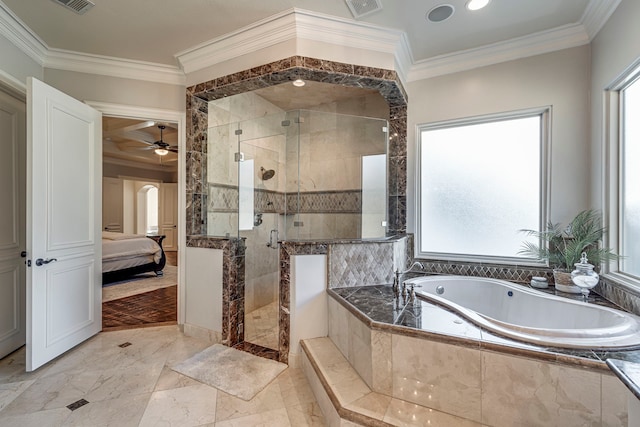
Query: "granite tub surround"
327 285 630 426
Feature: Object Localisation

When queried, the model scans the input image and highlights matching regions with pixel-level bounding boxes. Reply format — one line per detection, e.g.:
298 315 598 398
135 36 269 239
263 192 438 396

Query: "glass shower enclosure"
207 109 388 350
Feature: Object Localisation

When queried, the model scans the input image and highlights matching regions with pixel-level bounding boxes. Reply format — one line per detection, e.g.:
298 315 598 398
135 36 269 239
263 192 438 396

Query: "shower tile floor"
0 325 326 426
245 301 279 350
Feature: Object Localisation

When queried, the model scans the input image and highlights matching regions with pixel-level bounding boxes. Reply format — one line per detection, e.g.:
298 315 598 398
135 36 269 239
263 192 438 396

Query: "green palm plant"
519 209 619 271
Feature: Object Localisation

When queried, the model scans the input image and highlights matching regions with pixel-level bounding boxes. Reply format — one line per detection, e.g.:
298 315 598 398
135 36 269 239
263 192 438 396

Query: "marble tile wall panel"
481 350 602 426
370 330 393 396
392 334 483 423
185 236 245 348
601 373 630 426
328 243 394 288
328 296 350 360
347 307 372 387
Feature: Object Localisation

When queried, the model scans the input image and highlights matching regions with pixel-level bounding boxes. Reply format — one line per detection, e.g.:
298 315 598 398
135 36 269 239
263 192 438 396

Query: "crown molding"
1 1 620 87
0 2 47 65
176 8 409 81
45 49 186 85
176 9 297 75
103 154 178 173
581 0 622 40
408 23 590 82
406 0 620 82
0 1 185 85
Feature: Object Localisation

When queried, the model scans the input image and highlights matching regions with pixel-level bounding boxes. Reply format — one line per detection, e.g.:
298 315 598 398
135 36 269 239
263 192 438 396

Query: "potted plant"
518 209 619 293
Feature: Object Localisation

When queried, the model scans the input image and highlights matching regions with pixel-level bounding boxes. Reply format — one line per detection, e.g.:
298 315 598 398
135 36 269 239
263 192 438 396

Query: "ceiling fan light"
155 148 169 156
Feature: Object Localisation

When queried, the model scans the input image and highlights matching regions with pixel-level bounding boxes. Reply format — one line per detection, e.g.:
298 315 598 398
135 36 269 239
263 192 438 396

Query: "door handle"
20 251 27 258
35 258 57 266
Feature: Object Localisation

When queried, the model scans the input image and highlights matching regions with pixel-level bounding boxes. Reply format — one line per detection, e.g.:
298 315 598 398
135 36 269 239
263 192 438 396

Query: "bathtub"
406 275 640 350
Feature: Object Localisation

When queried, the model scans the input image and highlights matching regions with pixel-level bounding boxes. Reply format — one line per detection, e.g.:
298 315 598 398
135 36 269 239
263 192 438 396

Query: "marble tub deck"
0 326 325 426
329 282 640 369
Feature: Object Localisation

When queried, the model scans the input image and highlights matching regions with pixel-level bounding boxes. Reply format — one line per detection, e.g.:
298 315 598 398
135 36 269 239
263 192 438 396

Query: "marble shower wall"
186 56 408 359
187 56 408 237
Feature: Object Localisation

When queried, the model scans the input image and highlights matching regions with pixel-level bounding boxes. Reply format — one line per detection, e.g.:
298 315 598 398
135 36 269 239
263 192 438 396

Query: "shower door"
238 113 286 350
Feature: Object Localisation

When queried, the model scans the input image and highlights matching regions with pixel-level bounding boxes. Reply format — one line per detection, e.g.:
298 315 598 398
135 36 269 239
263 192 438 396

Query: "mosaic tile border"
208 184 362 214
597 277 640 316
413 259 554 284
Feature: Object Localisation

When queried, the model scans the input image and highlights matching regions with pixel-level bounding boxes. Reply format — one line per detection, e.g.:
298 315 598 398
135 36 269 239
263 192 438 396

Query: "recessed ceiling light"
426 4 455 23
466 0 490 11
293 79 306 87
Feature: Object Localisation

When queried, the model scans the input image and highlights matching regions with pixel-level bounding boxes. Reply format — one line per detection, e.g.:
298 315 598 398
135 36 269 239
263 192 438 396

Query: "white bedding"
102 232 162 273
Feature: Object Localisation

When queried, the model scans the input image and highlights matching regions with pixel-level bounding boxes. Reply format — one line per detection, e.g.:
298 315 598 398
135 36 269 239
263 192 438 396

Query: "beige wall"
0 33 43 85
43 69 185 112
406 45 591 233
590 0 640 209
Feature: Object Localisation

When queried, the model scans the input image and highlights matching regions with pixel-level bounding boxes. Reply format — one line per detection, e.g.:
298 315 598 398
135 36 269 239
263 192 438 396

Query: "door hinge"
234 152 244 162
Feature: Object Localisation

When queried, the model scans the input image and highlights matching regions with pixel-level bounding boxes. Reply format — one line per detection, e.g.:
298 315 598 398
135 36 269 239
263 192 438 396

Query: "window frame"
416 107 551 265
603 60 640 289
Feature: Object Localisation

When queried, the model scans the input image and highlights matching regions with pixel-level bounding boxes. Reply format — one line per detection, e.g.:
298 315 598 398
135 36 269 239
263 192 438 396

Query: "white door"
0 89 26 359
26 77 102 371
159 183 178 251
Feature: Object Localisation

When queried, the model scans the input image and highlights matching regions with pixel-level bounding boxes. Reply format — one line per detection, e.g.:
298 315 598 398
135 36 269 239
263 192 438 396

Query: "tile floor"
0 326 326 426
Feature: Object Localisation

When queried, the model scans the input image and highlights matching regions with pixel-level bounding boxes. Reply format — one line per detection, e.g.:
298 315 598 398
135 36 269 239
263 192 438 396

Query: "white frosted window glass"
622 79 640 278
420 116 541 258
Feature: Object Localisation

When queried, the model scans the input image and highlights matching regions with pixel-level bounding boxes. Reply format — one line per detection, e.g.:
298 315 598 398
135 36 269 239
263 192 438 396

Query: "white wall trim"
176 8 410 81
103 155 177 173
176 9 297 75
1 1 620 86
0 3 184 85
0 2 47 65
408 23 590 82
581 0 622 40
86 101 187 325
45 49 186 85
0 68 26 96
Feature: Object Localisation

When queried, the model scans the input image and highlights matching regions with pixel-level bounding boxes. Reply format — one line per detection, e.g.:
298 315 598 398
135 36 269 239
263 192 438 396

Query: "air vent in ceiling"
344 0 383 19
51 0 95 15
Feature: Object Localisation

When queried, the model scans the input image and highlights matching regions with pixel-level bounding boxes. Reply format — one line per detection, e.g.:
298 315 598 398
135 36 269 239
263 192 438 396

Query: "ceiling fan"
145 125 178 156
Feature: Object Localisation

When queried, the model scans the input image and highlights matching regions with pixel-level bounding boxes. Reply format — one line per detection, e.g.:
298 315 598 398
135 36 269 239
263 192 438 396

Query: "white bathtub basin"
407 275 640 349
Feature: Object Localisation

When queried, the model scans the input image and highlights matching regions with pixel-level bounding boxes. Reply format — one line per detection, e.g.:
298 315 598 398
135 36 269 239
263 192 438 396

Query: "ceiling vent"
344 0 383 19
50 0 95 15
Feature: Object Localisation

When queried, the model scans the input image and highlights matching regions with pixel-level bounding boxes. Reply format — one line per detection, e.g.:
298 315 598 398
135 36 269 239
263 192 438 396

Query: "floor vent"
50 0 95 15
344 0 383 19
66 399 89 411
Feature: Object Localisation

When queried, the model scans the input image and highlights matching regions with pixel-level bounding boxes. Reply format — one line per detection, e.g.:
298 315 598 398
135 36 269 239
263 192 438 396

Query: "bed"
102 231 167 284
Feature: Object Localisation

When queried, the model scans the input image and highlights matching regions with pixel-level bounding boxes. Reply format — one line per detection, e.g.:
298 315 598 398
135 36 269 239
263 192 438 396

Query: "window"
417 108 550 263
606 62 640 285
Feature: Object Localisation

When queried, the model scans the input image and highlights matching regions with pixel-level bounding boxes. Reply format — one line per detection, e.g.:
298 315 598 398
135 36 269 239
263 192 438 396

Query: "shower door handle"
267 229 278 248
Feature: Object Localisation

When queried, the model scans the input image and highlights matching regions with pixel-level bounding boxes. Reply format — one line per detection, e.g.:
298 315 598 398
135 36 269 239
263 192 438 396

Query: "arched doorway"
137 184 159 234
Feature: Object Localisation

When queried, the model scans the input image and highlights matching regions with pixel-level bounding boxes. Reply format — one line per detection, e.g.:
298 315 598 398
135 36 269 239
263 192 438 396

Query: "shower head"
260 167 275 181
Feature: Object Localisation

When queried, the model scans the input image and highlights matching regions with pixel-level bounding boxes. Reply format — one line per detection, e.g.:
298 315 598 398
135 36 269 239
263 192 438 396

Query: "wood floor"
102 285 177 331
